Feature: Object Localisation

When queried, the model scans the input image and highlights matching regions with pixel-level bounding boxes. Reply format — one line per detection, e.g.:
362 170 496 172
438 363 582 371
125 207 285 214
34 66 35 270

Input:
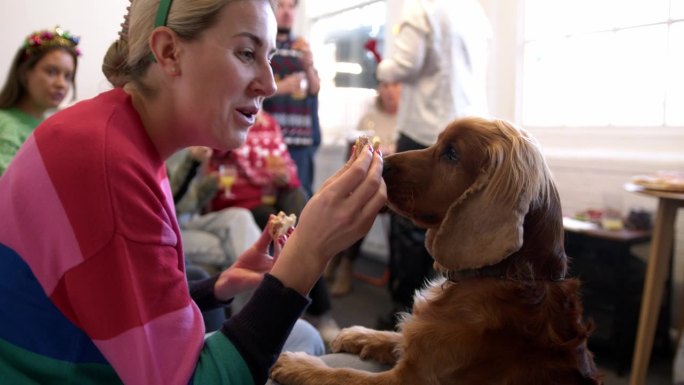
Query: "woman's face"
175 0 277 151
24 49 75 111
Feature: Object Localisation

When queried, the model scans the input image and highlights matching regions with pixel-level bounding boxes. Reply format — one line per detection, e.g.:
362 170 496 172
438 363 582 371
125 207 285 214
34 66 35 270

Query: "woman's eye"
444 146 460 163
237 50 256 62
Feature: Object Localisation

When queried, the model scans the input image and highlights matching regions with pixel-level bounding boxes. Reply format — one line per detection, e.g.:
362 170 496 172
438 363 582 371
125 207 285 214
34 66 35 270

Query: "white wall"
0 0 129 104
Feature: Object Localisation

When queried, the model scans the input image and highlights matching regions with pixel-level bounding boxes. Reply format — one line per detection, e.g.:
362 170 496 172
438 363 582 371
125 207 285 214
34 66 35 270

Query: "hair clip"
119 2 132 41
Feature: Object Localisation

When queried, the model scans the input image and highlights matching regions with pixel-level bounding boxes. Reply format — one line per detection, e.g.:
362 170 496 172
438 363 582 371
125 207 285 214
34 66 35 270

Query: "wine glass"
218 164 237 198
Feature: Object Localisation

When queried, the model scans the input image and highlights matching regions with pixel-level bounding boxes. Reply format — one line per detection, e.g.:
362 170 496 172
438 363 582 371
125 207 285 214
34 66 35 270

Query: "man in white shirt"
376 0 492 330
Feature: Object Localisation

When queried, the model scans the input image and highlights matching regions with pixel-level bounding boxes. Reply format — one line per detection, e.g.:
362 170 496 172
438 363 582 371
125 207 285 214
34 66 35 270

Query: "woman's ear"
149 27 181 76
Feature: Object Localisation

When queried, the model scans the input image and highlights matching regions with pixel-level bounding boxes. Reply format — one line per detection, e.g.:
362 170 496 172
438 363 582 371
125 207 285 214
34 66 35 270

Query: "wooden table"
625 183 684 385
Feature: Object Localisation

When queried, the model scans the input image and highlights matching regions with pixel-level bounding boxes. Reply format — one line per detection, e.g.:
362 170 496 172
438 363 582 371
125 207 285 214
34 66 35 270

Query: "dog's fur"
270 117 602 384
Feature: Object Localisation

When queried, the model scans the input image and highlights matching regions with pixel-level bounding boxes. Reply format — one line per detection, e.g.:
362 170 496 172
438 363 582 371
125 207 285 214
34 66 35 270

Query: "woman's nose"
252 63 276 98
54 73 69 89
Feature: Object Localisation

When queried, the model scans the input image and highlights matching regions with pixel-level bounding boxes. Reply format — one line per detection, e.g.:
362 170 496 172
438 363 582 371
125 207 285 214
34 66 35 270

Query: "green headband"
151 0 173 62
155 0 173 27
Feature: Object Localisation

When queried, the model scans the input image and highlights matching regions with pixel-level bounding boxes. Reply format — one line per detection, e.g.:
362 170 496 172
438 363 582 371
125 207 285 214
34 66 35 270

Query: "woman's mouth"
236 107 258 127
51 92 66 104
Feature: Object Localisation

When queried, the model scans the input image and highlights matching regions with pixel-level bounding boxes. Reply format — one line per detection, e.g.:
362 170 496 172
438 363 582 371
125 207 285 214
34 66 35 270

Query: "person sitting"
0 1 388 383
0 26 79 176
207 110 306 229
206 110 341 345
169 146 262 275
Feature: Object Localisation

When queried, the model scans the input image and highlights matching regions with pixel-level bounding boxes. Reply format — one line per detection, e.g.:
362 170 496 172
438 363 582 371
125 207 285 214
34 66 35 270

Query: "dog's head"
383 117 566 277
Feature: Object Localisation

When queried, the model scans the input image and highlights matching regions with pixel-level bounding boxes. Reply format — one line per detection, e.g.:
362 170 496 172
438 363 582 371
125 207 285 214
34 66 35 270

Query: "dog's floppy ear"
427 120 544 271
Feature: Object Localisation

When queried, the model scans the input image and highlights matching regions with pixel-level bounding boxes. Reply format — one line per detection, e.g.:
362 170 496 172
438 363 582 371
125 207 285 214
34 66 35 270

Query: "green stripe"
0 339 121 385
193 332 255 385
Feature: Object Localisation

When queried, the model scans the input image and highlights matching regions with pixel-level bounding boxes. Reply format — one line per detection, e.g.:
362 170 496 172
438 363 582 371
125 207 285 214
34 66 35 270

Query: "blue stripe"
0 243 108 364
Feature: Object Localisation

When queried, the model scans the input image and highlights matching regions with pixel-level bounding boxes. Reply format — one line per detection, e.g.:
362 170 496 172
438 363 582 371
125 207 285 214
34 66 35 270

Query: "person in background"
0 1 386 384
169 145 269 332
262 0 321 198
208 110 305 228
375 0 492 330
207 110 341 345
170 146 262 275
326 80 401 297
0 26 79 176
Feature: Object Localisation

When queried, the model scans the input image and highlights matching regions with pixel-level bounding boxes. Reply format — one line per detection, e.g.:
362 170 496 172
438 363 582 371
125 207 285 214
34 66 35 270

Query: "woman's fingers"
324 145 378 199
251 225 274 254
318 144 374 193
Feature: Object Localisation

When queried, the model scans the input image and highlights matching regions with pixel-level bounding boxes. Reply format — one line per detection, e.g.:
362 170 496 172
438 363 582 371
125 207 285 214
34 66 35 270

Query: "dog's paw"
330 326 400 365
270 352 327 385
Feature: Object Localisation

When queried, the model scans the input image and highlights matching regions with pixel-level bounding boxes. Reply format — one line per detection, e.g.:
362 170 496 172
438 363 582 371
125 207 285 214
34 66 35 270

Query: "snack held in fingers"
269 211 297 239
352 135 381 160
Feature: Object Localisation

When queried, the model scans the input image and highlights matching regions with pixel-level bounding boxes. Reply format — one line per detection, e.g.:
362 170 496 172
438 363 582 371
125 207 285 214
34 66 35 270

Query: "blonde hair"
103 0 275 88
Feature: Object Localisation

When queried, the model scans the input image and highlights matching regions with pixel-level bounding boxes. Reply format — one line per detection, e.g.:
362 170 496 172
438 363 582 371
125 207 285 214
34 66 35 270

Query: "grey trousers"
181 207 261 272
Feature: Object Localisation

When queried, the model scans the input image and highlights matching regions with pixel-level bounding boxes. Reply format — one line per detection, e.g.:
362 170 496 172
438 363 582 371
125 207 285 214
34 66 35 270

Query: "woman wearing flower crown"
0 1 385 385
0 26 80 176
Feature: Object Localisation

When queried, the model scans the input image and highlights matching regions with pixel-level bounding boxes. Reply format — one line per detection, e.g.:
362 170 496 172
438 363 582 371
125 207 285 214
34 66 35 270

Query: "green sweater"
0 108 41 176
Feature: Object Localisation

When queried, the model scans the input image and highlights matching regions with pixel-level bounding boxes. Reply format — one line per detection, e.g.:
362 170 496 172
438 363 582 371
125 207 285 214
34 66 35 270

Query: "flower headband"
23 26 81 60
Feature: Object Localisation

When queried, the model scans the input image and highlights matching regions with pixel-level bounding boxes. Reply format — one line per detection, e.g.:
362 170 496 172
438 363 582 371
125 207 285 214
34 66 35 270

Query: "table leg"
629 199 678 385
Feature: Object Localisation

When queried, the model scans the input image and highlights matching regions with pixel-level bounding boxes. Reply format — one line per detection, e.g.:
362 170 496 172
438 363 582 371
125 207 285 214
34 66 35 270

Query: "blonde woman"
0 1 386 384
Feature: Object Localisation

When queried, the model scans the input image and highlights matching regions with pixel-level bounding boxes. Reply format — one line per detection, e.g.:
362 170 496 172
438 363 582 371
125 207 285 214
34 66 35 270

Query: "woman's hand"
213 224 291 301
270 145 387 295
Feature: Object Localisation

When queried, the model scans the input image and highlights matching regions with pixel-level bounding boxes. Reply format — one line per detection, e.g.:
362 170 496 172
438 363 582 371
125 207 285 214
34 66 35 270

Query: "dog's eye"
443 146 460 163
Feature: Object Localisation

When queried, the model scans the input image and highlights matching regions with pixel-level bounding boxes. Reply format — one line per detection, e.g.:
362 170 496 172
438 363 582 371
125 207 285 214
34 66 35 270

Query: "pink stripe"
158 177 178 246
94 303 205 385
0 136 84 294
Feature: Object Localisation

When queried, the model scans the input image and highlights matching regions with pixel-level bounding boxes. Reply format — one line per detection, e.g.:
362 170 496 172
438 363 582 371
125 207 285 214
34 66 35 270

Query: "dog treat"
269 211 297 239
352 135 381 160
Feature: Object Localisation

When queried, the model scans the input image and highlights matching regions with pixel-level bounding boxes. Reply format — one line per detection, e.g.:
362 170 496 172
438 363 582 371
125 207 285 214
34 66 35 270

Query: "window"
309 1 387 89
522 0 684 126
307 1 388 144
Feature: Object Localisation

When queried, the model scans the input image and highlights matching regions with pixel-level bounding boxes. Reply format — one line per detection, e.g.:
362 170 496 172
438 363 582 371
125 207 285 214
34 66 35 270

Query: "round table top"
624 183 684 201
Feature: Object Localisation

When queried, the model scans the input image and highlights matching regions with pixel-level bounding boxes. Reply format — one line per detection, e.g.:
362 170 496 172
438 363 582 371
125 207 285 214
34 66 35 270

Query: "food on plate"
632 172 684 192
269 211 297 239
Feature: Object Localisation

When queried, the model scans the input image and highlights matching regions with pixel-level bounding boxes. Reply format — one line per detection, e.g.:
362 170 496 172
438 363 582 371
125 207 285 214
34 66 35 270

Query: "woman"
0 26 79 176
0 1 386 385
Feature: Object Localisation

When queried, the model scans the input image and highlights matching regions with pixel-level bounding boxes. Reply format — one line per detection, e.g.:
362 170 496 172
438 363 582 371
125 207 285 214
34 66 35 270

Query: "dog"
270 117 602 384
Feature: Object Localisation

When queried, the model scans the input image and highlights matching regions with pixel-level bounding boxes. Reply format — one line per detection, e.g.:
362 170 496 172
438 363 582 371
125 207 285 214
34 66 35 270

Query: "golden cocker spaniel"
271 117 602 385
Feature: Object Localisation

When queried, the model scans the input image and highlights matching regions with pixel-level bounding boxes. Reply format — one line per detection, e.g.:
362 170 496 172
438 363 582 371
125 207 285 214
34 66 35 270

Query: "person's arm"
292 37 320 95
376 6 429 84
0 120 22 177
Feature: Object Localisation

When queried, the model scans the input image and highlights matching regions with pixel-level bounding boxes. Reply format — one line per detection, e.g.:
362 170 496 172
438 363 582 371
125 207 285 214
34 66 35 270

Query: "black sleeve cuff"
188 274 232 312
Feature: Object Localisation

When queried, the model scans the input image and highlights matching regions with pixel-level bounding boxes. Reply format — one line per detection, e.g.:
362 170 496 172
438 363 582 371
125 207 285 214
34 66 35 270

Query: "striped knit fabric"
0 89 261 385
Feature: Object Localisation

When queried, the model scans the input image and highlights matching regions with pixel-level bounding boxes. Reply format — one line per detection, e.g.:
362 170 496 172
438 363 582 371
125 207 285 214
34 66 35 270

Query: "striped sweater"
0 88 309 385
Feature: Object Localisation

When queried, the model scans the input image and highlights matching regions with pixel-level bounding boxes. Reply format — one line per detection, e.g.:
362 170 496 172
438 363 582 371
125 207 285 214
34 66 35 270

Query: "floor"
327 254 674 385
